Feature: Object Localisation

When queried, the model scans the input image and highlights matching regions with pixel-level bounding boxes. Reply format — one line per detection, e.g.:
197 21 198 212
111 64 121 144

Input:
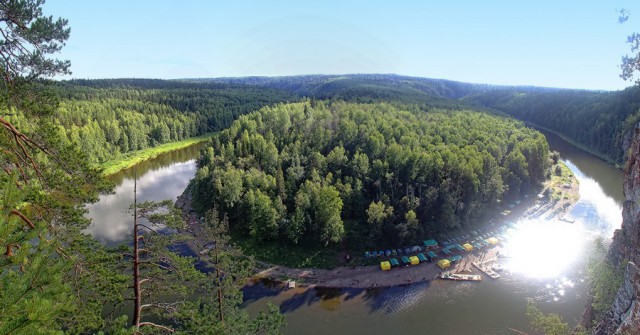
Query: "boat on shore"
473 262 501 279
440 271 482 281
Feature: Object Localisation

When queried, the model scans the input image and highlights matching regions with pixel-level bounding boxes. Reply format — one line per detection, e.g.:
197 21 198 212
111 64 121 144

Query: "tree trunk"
215 244 224 322
132 175 142 331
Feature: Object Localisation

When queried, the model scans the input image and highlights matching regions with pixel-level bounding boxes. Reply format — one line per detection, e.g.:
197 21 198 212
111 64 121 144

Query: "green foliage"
0 0 70 82
211 73 640 166
0 1 111 333
0 238 72 335
526 302 584 335
587 256 625 323
4 79 296 166
191 101 549 251
172 209 286 334
464 87 640 165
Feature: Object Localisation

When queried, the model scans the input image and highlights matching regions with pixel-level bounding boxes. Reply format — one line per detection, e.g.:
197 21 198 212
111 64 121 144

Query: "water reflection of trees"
108 142 206 185
276 282 431 314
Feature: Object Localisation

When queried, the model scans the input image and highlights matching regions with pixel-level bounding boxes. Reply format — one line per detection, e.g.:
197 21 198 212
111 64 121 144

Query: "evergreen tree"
0 1 107 333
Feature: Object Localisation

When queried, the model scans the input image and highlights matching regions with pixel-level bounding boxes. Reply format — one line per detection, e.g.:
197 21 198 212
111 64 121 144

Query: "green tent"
417 253 428 262
390 258 400 267
423 239 438 248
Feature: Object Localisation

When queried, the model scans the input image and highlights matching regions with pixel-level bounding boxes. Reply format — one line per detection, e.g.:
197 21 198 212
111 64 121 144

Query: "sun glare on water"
503 219 586 279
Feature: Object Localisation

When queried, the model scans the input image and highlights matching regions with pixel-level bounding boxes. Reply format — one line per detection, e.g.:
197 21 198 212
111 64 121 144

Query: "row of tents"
382 253 468 271
366 239 440 259
376 236 501 271
380 253 431 270
437 255 463 269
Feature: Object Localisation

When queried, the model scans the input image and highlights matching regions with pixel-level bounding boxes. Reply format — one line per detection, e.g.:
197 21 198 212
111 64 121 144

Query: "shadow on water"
255 280 433 315
168 241 214 273
360 281 431 314
242 279 287 305
278 286 366 314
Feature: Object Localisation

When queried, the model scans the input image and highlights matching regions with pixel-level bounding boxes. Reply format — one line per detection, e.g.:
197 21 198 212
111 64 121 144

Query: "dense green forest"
190 101 549 247
9 74 635 168
46 79 296 164
206 74 640 165
464 87 640 165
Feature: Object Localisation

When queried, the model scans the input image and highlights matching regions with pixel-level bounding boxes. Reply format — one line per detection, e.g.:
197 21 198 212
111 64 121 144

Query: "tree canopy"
191 101 549 247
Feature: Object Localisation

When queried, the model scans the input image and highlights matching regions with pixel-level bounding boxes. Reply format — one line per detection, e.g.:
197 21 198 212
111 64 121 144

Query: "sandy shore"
253 246 502 288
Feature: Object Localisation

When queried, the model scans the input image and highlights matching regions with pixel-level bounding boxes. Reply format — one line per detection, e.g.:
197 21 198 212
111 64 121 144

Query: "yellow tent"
380 261 391 271
486 237 499 245
409 256 419 265
437 259 451 269
462 243 474 251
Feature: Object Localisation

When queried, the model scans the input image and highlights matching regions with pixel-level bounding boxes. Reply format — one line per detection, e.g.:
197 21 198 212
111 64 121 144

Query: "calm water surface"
85 143 206 245
86 131 624 334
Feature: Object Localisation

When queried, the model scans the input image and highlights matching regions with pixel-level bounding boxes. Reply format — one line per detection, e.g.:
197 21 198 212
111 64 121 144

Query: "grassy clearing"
546 161 580 202
100 133 215 176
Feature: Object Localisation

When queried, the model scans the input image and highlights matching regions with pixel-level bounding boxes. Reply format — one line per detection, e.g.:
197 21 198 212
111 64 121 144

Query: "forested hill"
198 74 640 165
196 74 495 105
47 75 640 166
463 86 640 165
47 79 296 163
190 101 549 247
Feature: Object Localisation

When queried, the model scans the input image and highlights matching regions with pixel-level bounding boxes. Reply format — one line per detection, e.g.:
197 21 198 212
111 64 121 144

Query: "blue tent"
450 255 463 263
427 251 438 259
365 251 371 258
442 248 452 255
423 239 438 248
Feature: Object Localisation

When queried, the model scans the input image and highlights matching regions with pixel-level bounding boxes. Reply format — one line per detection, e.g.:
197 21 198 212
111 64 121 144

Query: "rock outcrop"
592 126 640 335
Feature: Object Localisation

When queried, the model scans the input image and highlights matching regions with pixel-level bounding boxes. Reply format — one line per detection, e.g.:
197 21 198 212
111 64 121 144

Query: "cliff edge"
592 126 640 335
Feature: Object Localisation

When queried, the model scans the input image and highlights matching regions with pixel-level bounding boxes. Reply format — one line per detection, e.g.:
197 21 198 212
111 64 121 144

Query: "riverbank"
528 122 620 167
252 246 502 288
100 133 215 176
176 164 580 289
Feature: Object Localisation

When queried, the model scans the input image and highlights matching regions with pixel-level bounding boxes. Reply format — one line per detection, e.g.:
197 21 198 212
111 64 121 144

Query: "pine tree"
0 1 107 332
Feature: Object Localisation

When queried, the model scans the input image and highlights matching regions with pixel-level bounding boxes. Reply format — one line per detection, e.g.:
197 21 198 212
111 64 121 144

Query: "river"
86 130 624 334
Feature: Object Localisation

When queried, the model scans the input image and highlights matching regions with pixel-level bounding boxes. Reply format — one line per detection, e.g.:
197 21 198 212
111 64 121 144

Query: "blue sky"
44 0 639 90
